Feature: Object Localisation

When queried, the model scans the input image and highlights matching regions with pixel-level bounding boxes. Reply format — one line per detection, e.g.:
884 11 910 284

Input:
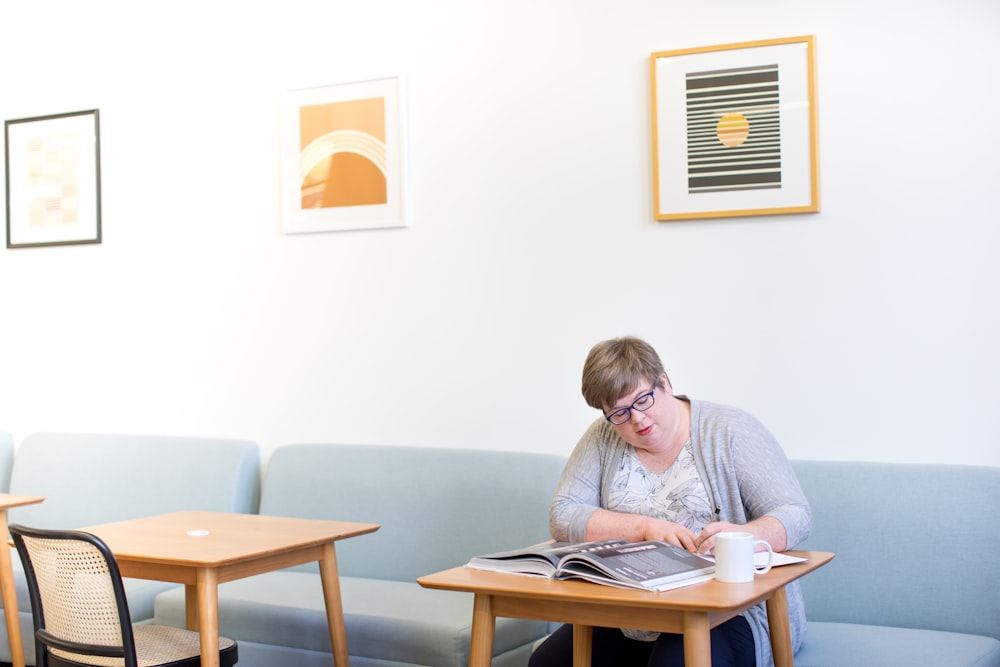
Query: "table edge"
417 550 834 609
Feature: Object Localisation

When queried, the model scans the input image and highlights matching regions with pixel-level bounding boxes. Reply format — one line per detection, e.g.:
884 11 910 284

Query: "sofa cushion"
0 432 261 665
8 432 261 528
259 444 567 582
154 571 549 667
0 431 13 492
791 461 1000 641
149 443 566 667
796 622 1000 667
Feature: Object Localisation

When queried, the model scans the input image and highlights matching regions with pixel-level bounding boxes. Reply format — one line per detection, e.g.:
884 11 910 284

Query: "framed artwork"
5 109 102 248
651 36 819 221
281 76 406 234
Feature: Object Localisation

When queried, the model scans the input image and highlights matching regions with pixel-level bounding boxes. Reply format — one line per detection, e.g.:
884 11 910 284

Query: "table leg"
318 542 351 667
195 568 220 667
682 612 712 667
183 584 198 630
0 512 26 667
469 594 496 667
766 586 794 667
572 624 592 667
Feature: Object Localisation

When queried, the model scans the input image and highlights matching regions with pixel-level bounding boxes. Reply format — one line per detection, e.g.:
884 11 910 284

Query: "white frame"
281 76 406 234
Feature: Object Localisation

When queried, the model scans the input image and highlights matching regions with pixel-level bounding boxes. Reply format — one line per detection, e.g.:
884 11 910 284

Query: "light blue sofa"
154 443 567 667
0 432 261 666
0 432 12 492
5 432 995 667
792 460 1000 666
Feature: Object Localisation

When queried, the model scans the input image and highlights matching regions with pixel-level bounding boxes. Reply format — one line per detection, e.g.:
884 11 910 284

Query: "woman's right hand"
641 518 698 552
585 509 698 552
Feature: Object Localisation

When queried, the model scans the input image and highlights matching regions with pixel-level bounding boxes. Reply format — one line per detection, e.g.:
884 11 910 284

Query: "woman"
530 336 811 667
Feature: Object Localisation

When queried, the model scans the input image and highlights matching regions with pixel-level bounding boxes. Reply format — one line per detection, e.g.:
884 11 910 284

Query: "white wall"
1 0 997 466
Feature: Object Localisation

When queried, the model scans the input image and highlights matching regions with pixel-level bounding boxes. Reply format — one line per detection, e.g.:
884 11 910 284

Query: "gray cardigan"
549 398 812 666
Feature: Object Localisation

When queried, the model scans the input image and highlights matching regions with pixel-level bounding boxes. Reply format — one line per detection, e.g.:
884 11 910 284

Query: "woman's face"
605 373 679 453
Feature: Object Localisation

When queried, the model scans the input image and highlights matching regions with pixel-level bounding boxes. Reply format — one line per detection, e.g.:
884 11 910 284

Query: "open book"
467 538 716 592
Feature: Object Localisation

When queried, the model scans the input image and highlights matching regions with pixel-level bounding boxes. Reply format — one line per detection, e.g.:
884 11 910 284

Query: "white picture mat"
6 111 101 247
653 40 816 219
281 76 405 234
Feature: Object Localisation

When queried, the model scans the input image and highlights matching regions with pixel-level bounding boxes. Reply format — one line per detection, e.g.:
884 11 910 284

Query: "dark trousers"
528 615 755 667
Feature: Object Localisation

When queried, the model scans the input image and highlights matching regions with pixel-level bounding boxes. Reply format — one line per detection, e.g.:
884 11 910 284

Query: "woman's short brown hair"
581 336 669 410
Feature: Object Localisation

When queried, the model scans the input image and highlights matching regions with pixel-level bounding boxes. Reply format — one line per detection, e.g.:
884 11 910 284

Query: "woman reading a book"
529 335 811 667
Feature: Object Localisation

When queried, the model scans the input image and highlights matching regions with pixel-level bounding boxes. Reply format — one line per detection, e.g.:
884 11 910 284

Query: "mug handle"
753 540 774 574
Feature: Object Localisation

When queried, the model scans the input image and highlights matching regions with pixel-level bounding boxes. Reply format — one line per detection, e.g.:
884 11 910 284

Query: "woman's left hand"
693 520 738 555
694 516 790 555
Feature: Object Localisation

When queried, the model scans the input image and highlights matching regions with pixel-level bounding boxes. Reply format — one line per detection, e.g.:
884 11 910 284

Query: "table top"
82 510 380 568
0 494 45 511
419 550 834 613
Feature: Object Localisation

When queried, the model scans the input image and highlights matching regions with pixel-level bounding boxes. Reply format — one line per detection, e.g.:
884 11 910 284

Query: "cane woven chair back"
10 524 238 667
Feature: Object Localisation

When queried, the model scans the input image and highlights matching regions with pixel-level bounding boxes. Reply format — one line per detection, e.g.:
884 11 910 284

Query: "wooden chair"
9 524 238 667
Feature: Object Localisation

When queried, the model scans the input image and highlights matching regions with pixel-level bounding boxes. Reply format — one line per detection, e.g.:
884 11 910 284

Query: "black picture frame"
5 109 102 248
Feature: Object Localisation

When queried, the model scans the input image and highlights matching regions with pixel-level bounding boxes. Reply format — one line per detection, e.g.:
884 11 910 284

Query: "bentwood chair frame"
9 524 238 667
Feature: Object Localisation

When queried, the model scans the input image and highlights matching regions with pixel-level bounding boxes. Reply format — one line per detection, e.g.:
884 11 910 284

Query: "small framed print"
281 76 406 234
5 109 102 248
651 36 820 221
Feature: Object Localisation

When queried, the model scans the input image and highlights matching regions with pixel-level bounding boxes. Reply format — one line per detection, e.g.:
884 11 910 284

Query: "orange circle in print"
716 112 750 147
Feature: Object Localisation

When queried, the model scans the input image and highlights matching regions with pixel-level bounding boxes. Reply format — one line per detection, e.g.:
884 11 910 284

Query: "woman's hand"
694 516 789 555
642 518 699 552
585 509 699 551
693 520 740 555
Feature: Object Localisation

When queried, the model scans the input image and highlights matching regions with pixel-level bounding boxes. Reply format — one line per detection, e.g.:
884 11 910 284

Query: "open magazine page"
466 538 629 577
555 540 715 591
701 551 807 567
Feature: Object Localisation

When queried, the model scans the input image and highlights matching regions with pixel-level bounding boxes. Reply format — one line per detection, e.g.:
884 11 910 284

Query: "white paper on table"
701 551 807 567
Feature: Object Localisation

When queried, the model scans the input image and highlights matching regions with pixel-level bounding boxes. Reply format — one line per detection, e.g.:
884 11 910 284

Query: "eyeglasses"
604 382 659 425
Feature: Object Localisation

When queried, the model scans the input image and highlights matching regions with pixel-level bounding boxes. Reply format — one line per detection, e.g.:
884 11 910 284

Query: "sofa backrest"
8 432 261 528
792 460 1000 640
260 443 567 581
0 432 12 493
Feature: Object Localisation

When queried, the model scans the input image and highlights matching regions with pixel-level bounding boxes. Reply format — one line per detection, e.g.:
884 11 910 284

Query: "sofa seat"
154 571 548 667
792 461 1000 667
168 443 567 667
796 622 1000 667
0 431 261 666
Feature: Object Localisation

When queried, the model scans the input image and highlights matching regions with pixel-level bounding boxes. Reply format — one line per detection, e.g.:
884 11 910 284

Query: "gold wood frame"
651 36 820 221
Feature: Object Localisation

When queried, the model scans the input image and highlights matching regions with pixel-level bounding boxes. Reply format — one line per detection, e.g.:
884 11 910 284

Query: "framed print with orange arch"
651 36 819 221
281 76 405 233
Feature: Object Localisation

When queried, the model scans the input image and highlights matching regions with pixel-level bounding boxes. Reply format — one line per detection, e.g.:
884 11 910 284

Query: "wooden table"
83 510 379 667
1 493 45 667
418 550 834 667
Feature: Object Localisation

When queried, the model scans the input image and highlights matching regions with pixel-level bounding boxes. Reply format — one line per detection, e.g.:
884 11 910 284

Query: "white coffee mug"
713 531 773 583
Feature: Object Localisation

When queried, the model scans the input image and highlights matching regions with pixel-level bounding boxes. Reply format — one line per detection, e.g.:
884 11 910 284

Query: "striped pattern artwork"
684 64 782 194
